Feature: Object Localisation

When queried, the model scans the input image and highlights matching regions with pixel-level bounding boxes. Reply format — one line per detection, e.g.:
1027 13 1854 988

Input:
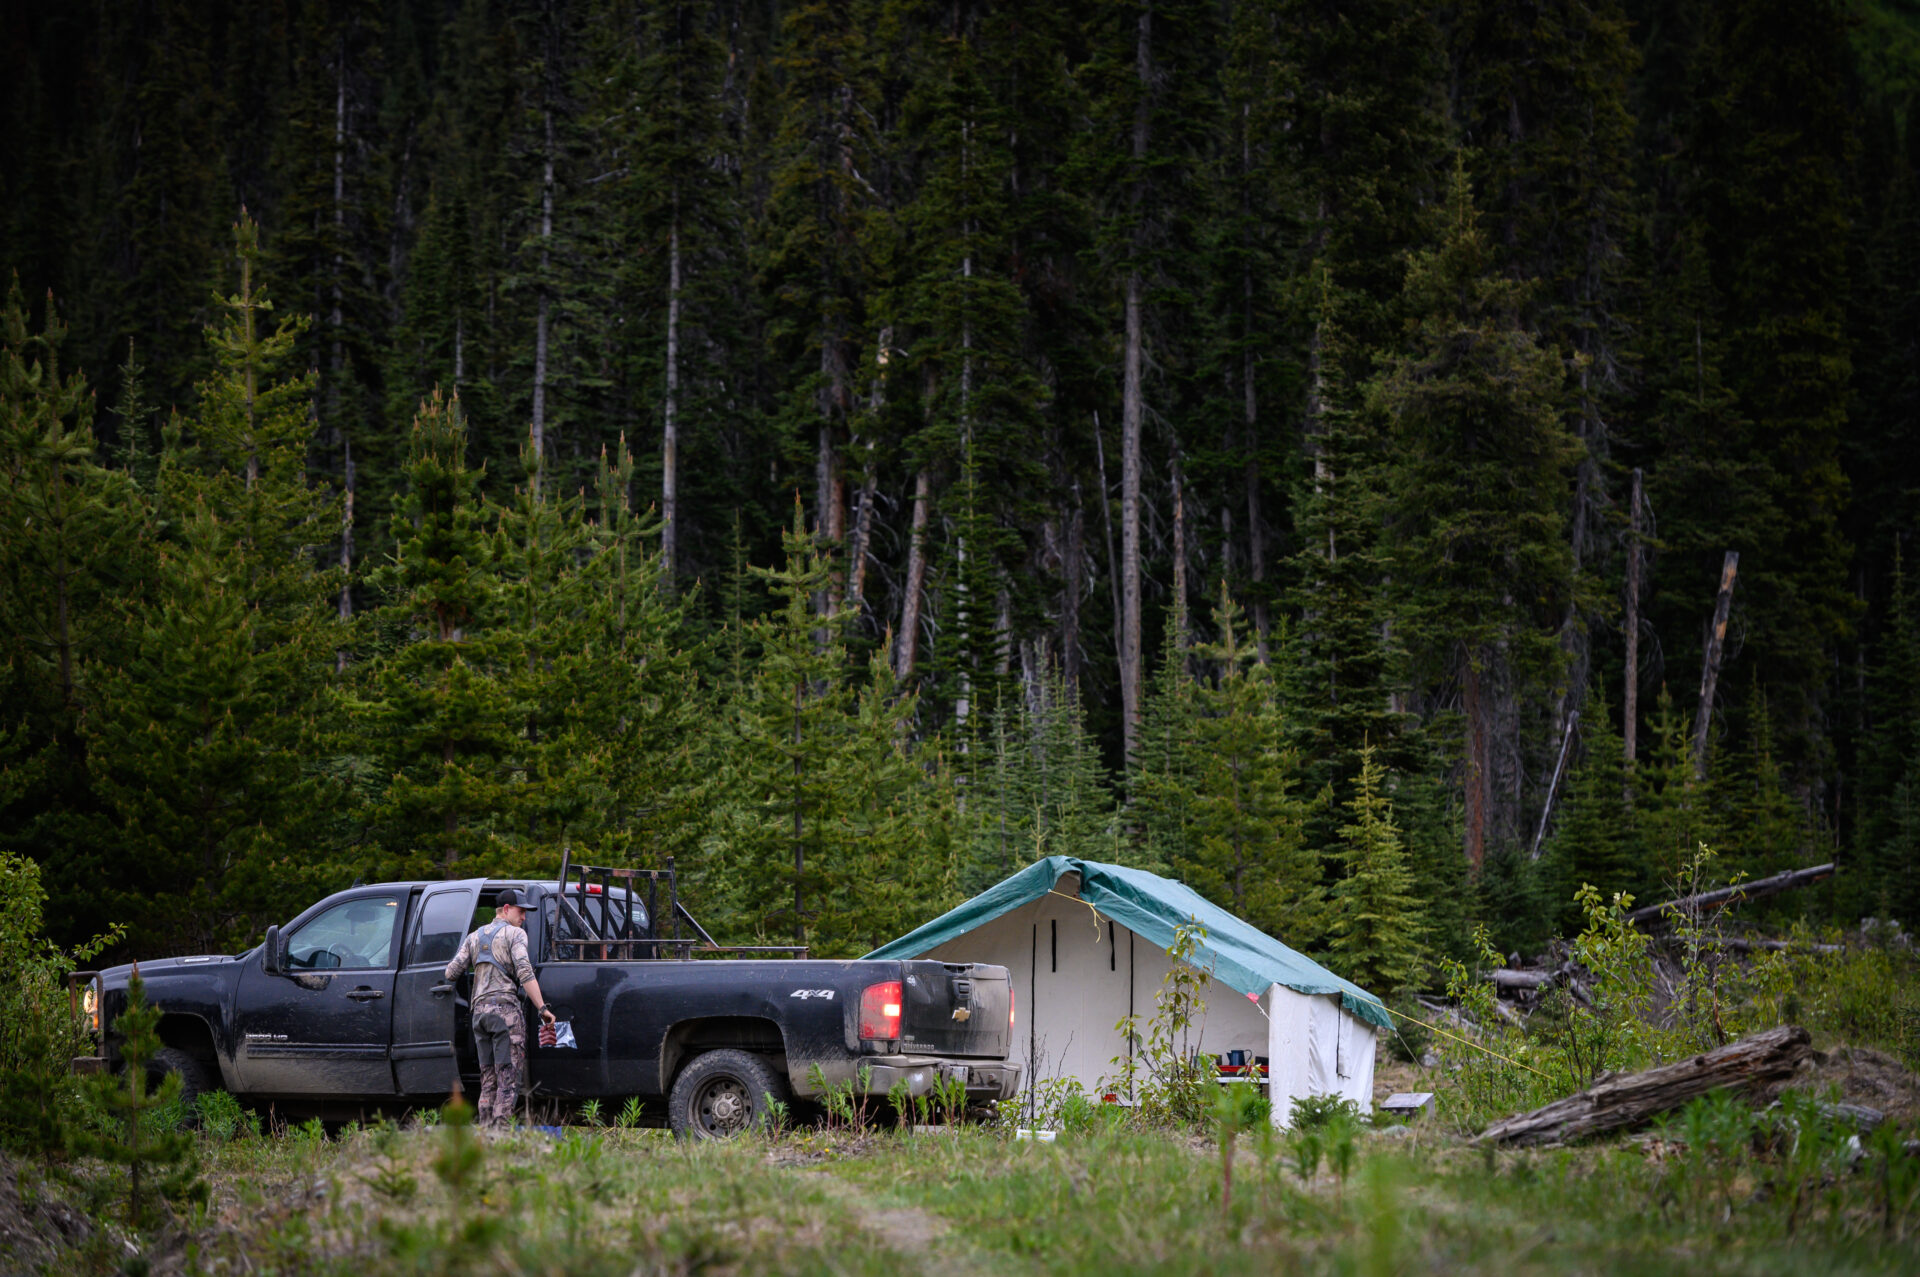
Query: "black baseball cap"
495 888 526 909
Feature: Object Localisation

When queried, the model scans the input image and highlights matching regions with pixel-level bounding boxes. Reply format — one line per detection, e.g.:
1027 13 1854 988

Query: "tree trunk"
1095 411 1123 679
326 39 345 498
1244 354 1268 662
1119 3 1150 766
1464 653 1489 871
1623 468 1643 763
896 469 932 680
849 327 888 615
792 682 806 948
531 107 554 495
1476 1026 1812 1147
1170 458 1187 655
336 438 354 673
1693 550 1740 779
662 195 681 581
1063 486 1084 688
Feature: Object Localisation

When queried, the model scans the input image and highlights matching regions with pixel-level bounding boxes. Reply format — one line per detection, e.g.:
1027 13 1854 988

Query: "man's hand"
540 1005 557 1027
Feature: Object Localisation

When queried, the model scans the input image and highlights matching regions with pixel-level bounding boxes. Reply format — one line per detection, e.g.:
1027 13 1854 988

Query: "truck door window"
404 890 478 967
287 895 403 970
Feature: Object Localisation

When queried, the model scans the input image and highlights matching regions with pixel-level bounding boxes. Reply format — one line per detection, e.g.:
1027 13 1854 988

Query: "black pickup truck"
72 862 1019 1137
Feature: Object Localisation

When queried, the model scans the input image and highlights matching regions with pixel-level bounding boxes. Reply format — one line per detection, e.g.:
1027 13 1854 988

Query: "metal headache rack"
545 850 808 961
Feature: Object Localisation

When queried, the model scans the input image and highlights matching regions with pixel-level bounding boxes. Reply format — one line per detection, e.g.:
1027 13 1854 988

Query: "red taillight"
859 980 903 1041
1009 987 1016 1030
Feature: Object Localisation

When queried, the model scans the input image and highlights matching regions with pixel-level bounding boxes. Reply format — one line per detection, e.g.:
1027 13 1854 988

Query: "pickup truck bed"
77 875 1020 1136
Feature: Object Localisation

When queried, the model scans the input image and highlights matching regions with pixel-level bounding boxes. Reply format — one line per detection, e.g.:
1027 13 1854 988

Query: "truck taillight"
1009 987 1016 1030
858 980 903 1040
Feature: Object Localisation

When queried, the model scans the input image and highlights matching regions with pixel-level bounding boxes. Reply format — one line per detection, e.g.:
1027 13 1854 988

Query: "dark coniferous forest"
3 0 1919 981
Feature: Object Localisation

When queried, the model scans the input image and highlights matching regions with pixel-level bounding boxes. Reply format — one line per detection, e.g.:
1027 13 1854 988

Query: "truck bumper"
794 1056 1023 1102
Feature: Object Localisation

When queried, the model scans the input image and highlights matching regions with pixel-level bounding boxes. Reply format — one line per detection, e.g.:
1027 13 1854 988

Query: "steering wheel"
322 946 353 968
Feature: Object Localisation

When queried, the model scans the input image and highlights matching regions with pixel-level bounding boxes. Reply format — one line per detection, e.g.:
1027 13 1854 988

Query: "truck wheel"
668 1049 786 1140
146 1047 211 1112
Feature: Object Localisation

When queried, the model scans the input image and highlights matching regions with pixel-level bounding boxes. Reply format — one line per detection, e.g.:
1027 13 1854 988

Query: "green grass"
14 1106 1917 1276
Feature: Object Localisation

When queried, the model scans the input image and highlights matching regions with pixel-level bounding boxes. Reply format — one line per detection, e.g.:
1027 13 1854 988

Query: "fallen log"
1485 968 1556 991
1623 864 1835 930
1475 1025 1812 1147
1698 937 1844 956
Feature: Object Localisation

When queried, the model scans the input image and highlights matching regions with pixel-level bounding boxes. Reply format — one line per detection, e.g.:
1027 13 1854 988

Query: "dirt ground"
1794 1045 1920 1120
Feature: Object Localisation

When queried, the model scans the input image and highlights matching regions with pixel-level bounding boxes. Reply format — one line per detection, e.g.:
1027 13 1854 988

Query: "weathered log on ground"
1475 1025 1812 1147
1701 937 1845 956
1623 865 1835 930
1486 968 1556 991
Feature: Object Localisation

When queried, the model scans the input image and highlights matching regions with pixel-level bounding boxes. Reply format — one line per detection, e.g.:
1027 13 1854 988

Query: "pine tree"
568 434 711 870
1857 551 1920 922
354 388 521 876
73 971 203 1224
1449 0 1641 725
1661 0 1857 770
969 668 1122 892
1708 680 1808 884
1542 688 1642 932
1173 586 1314 945
83 216 341 950
1283 296 1405 853
1376 162 1581 870
1077 0 1222 762
715 502 934 954
0 279 150 945
1634 686 1713 884
588 0 755 586
1326 746 1427 995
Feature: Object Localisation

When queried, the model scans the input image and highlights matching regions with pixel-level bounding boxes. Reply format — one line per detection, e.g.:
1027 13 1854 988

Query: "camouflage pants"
472 996 526 1127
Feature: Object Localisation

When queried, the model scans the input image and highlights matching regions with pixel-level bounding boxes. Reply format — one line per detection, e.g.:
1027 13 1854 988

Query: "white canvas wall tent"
864 856 1391 1128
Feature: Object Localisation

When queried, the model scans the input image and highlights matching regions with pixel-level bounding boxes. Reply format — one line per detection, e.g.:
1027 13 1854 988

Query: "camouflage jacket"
444 919 535 1005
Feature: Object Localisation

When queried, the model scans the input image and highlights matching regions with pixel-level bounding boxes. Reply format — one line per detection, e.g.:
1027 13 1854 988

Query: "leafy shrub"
1104 923 1213 1127
1289 1094 1362 1131
194 1090 252 1142
0 850 122 1164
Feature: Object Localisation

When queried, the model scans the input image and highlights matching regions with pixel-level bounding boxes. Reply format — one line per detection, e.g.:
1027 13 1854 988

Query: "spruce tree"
1175 586 1314 945
1857 551 1920 922
715 503 934 953
1326 746 1427 995
354 388 521 876
74 971 202 1224
1375 163 1581 870
85 216 340 950
0 279 150 945
969 668 1122 892
1542 689 1643 932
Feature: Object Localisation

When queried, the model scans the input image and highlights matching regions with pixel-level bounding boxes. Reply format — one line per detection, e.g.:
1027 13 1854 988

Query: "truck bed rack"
546 851 808 961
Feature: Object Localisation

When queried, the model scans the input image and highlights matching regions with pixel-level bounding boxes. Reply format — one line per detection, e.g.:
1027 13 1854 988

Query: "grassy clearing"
8 1096 1919 1276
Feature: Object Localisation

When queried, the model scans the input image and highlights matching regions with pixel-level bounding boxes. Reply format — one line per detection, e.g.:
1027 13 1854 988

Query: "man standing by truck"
443 888 557 1127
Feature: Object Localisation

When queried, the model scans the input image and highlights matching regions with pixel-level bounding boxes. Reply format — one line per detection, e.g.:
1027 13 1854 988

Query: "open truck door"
390 879 486 1095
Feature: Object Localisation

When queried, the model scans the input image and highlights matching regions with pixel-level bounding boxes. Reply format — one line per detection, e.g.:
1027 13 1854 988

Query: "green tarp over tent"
864 856 1392 1031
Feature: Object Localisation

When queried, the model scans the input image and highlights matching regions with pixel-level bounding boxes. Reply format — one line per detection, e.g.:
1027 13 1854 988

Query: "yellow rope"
1377 999 1551 1079
1046 889 1106 940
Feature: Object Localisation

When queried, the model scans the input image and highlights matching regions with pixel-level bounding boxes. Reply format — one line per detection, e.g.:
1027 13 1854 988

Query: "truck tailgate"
898 961 1012 1058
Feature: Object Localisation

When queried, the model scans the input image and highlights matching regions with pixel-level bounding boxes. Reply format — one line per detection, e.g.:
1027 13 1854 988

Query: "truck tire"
146 1047 211 1112
668 1049 787 1140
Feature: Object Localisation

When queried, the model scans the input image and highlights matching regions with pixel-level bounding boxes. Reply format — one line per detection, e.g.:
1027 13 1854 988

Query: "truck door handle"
346 987 385 1001
430 983 454 997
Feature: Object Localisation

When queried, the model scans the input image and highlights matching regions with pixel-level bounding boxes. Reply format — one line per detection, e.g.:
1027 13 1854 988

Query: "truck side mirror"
262 925 282 975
